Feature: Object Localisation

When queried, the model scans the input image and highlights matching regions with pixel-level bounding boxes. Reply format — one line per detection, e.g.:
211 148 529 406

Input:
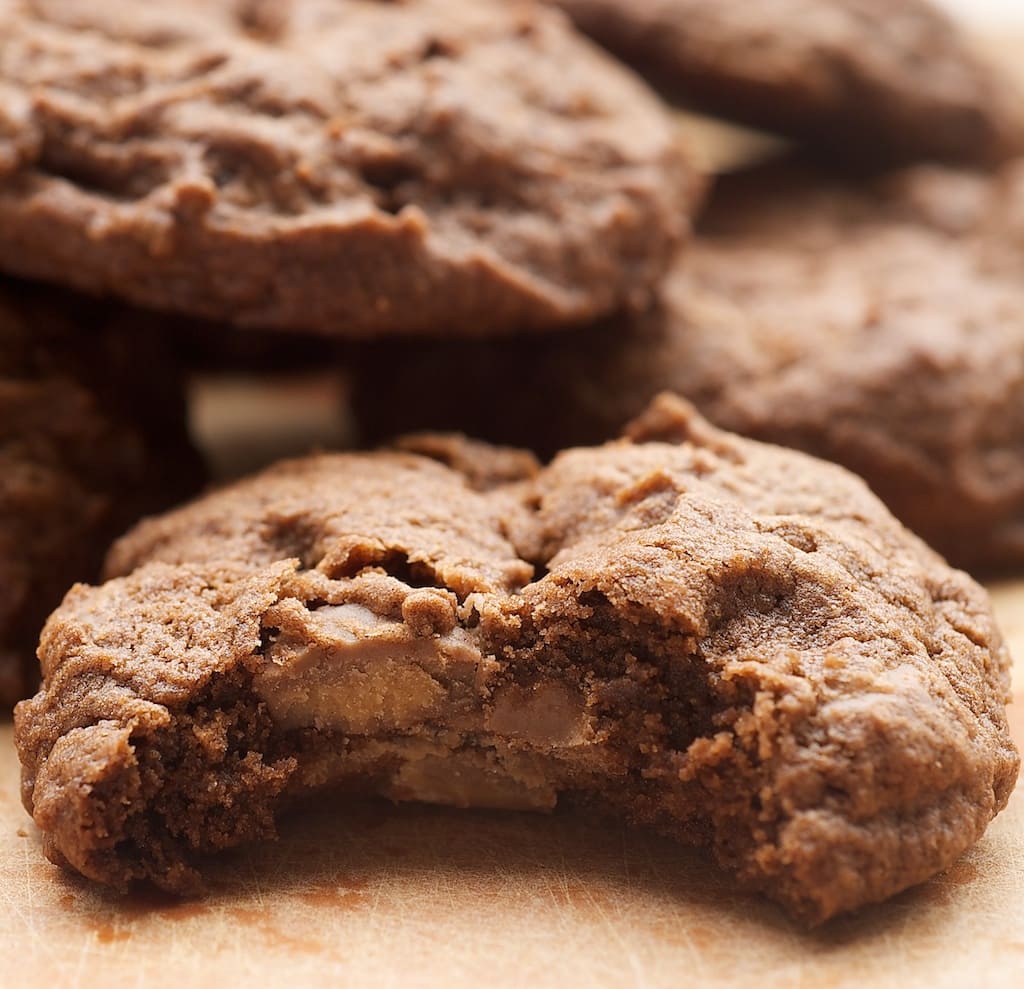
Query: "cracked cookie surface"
15 395 1018 924
0 0 693 336
552 0 1024 163
0 277 202 706
350 160 1024 572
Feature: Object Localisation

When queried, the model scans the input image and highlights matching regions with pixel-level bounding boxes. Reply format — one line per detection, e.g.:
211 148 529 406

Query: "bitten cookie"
0 0 694 337
349 160 1024 572
551 0 1024 163
0 278 202 706
15 396 1018 924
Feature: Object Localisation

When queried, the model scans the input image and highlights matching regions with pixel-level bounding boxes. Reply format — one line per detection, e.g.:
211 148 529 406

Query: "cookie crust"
15 396 1018 924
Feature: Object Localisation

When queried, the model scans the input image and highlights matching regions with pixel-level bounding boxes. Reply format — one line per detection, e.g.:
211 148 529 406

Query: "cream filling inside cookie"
382 747 561 812
253 602 593 811
254 603 481 733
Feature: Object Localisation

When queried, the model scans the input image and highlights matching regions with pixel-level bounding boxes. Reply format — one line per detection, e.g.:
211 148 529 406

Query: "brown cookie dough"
0 278 202 706
349 160 1024 572
15 396 1018 924
551 0 1024 164
0 0 694 338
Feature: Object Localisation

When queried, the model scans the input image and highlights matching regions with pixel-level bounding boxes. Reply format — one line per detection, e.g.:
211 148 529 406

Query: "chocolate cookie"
551 0 1024 164
0 0 693 337
349 161 1024 572
0 278 202 706
15 396 1018 924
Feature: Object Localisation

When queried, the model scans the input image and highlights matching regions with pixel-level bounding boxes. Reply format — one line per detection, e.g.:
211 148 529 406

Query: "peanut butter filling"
254 600 594 811
255 603 484 733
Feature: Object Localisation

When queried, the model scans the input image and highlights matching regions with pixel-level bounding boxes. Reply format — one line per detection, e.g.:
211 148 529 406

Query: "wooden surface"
0 583 1019 989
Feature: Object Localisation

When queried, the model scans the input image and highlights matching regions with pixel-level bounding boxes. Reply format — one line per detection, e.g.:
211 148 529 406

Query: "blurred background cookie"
0 0 696 337
0 279 202 705
348 159 1024 572
550 0 1024 164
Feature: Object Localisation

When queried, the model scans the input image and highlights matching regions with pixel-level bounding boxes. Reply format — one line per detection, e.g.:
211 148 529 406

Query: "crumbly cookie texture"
0 0 694 337
0 278 202 707
349 160 1024 572
552 0 1024 164
16 396 1018 925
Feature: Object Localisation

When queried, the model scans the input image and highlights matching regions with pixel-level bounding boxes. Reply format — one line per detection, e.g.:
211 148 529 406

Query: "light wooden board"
0 582 1020 989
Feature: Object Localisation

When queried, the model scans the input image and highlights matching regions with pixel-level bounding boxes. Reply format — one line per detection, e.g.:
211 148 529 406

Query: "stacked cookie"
2 0 1020 925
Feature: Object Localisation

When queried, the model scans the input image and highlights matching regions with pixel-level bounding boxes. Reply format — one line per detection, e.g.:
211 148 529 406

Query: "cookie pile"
0 0 692 698
2 0 1020 925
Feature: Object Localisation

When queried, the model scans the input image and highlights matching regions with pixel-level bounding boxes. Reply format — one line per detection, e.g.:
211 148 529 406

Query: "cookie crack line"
14 396 1019 927
0 0 694 336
